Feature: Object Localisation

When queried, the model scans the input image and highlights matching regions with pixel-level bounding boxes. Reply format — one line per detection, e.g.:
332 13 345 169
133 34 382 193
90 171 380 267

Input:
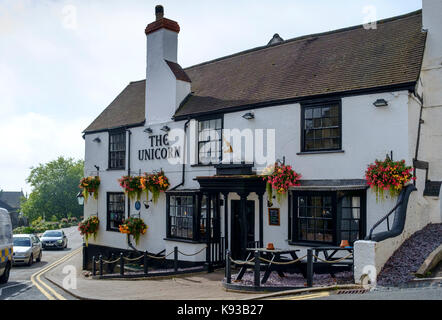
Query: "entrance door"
231 200 255 260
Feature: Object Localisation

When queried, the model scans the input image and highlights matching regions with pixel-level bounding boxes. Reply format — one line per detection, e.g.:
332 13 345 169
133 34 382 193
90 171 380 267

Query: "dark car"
40 230 68 250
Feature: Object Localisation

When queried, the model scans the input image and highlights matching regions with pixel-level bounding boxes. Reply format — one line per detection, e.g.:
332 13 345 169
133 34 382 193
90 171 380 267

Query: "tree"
21 157 84 222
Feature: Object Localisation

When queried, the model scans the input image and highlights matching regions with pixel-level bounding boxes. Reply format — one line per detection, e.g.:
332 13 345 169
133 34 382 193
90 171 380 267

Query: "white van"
0 208 13 284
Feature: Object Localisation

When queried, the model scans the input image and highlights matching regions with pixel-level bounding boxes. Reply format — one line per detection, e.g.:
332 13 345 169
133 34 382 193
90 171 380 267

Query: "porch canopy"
195 173 267 259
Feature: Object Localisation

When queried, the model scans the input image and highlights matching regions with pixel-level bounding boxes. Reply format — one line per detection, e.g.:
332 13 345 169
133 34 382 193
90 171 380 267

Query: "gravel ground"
231 271 354 288
377 223 442 286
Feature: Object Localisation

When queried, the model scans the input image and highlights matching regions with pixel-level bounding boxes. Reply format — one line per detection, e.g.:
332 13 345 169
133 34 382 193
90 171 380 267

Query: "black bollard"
92 256 96 276
254 250 260 287
120 253 125 276
174 246 178 272
143 251 148 275
226 250 231 284
99 255 103 276
307 249 313 287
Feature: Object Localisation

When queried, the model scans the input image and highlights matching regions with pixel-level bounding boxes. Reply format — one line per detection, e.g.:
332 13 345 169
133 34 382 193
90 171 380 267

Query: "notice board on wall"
268 208 280 226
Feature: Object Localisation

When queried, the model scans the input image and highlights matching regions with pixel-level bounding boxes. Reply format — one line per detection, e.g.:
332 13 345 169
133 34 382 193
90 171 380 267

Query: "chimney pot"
155 5 164 20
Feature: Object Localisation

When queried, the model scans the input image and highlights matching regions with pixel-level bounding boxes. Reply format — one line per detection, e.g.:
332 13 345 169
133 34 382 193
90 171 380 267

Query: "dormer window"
108 130 126 170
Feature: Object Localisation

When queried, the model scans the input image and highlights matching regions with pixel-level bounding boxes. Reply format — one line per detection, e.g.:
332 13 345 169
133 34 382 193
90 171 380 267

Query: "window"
107 193 125 231
295 193 335 244
339 194 362 243
109 131 126 169
292 190 365 245
199 194 219 240
198 118 222 164
168 195 195 240
166 193 220 242
302 101 341 152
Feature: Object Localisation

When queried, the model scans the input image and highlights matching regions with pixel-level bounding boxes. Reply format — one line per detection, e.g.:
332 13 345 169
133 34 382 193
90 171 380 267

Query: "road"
0 226 83 300
269 282 442 300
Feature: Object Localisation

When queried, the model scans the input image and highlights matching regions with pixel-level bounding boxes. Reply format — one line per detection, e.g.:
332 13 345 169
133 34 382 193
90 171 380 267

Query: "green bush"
13 226 35 234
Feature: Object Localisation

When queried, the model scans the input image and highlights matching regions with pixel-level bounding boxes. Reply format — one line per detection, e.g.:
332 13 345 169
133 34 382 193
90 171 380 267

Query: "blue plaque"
135 201 141 211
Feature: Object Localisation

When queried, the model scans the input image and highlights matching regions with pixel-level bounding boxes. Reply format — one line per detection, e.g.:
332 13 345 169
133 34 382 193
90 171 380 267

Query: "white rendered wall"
354 190 431 284
420 0 442 181
84 89 421 259
145 28 190 125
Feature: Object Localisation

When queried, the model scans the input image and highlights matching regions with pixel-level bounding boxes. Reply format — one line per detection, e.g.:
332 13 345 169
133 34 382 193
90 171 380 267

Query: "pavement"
43 248 442 300
44 252 263 300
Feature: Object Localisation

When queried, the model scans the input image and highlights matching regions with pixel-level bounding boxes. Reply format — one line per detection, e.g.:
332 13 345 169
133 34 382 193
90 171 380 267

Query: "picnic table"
306 246 354 287
235 248 303 284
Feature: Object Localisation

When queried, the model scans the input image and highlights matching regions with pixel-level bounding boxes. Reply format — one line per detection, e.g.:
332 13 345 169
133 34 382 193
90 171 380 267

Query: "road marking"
0 281 31 297
30 247 82 300
271 291 330 300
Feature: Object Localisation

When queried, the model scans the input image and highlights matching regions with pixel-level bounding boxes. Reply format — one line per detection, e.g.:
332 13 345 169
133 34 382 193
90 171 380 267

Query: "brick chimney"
145 5 190 125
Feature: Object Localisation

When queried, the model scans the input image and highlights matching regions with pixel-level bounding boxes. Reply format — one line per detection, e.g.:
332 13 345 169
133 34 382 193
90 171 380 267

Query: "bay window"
166 192 220 242
291 190 365 245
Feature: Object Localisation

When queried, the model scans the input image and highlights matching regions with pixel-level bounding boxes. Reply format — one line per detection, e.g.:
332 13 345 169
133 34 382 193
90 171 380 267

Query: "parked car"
0 208 13 283
12 234 43 266
41 230 67 250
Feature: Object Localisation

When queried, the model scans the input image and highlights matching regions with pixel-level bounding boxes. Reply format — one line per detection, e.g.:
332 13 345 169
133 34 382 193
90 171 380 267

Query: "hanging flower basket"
140 170 170 204
79 176 100 203
78 216 99 247
262 163 301 205
118 175 143 201
119 216 148 245
365 158 415 202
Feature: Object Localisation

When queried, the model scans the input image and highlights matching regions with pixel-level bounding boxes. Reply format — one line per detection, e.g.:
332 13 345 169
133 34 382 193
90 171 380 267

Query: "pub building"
82 4 442 277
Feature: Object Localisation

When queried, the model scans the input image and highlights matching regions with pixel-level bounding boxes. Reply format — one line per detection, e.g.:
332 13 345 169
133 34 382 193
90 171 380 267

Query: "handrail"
367 200 403 240
365 184 417 242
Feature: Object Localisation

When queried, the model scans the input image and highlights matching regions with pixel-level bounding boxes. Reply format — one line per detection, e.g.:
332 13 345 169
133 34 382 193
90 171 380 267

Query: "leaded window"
109 131 126 169
302 102 341 152
168 195 195 240
198 118 222 164
291 190 366 245
199 194 219 240
339 195 362 244
296 194 335 243
107 193 125 231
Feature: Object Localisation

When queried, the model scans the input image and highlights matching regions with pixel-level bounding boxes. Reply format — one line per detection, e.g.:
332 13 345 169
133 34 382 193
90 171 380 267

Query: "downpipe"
170 118 191 191
125 128 140 253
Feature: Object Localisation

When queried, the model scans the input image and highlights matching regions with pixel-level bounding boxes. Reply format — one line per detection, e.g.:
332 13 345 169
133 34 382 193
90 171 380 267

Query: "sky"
0 0 422 194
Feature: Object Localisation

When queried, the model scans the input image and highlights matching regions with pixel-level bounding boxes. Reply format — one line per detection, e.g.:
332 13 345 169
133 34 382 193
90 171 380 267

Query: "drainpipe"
125 129 140 252
412 89 425 186
170 118 191 191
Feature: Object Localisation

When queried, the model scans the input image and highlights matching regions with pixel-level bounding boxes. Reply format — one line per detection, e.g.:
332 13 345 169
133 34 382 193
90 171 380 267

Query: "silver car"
13 234 43 266
41 230 68 250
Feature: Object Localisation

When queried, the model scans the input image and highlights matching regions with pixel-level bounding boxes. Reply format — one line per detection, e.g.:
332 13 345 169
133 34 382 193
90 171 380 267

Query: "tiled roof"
166 60 191 83
84 80 146 133
84 10 426 132
0 191 24 210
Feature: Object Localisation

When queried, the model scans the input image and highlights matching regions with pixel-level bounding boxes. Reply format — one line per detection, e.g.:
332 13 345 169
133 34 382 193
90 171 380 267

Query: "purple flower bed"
377 223 442 286
229 271 354 288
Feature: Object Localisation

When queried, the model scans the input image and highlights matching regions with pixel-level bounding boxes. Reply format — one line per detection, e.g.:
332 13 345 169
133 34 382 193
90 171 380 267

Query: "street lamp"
76 191 84 206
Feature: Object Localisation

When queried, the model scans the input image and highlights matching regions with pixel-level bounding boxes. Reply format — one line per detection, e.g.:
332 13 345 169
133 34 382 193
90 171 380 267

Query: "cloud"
0 112 87 193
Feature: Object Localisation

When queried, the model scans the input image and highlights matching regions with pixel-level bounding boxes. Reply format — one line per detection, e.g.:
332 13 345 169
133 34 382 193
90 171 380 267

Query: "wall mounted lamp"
76 191 84 206
373 99 388 107
93 137 101 143
242 112 255 120
161 125 170 132
143 200 152 209
144 128 153 134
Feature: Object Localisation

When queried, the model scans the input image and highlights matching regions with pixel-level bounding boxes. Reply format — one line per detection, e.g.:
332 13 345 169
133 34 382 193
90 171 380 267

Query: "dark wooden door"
231 200 255 260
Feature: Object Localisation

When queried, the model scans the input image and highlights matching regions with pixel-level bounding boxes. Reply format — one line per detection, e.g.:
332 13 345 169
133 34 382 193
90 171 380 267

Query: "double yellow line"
271 291 330 300
30 247 82 300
